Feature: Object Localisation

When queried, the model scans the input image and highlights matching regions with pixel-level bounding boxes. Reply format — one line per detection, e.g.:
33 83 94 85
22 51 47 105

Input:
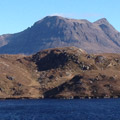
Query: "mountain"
0 16 120 54
1 47 120 99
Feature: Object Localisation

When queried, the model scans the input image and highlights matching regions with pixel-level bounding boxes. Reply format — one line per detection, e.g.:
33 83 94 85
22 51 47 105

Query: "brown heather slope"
1 46 120 99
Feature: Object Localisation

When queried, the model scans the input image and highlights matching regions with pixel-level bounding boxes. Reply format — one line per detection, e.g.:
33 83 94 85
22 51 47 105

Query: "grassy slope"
0 47 120 99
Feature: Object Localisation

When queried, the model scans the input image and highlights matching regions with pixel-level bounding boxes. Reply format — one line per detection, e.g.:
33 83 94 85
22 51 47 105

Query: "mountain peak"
0 16 120 54
34 15 66 25
94 18 109 25
46 15 65 19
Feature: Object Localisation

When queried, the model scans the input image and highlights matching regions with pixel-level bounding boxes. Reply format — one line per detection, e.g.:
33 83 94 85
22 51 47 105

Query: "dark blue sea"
0 99 120 120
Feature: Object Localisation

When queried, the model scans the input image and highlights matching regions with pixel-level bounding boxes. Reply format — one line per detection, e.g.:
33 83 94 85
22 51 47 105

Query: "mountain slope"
0 16 120 54
1 47 120 99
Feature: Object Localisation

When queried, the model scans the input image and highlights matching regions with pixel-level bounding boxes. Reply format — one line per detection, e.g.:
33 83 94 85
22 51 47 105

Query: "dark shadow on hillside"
44 75 83 98
33 50 69 71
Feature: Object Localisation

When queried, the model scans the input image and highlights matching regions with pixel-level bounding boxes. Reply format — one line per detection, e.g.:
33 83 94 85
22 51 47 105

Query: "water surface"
0 99 120 120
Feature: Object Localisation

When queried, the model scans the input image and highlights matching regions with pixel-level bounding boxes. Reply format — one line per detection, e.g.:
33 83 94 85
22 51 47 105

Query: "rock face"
0 16 120 54
1 47 120 99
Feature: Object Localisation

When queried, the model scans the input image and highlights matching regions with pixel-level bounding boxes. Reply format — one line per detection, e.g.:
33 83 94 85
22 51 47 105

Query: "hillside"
0 16 120 54
1 47 120 99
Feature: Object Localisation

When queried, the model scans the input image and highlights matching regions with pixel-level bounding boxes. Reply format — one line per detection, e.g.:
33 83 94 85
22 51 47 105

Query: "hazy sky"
0 0 120 35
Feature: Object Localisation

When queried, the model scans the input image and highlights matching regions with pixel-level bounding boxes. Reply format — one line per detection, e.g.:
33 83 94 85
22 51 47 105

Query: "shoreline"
0 96 119 100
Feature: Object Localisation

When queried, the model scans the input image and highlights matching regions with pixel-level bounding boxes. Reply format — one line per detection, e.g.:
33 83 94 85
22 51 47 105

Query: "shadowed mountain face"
0 16 120 54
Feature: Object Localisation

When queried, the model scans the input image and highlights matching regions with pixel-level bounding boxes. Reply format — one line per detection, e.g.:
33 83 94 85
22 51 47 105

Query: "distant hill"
0 16 120 54
1 47 120 99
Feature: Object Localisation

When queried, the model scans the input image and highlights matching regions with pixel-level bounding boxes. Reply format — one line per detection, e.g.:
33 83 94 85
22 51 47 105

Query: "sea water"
0 98 120 120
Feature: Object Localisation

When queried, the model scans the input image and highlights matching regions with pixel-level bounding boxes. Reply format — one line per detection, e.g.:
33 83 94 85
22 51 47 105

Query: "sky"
0 0 120 35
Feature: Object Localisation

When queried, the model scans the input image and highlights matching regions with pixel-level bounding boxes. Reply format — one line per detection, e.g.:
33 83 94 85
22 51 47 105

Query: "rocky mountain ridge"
0 16 120 54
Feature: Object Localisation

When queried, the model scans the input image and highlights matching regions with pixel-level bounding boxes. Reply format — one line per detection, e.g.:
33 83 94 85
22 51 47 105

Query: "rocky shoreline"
0 95 119 100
